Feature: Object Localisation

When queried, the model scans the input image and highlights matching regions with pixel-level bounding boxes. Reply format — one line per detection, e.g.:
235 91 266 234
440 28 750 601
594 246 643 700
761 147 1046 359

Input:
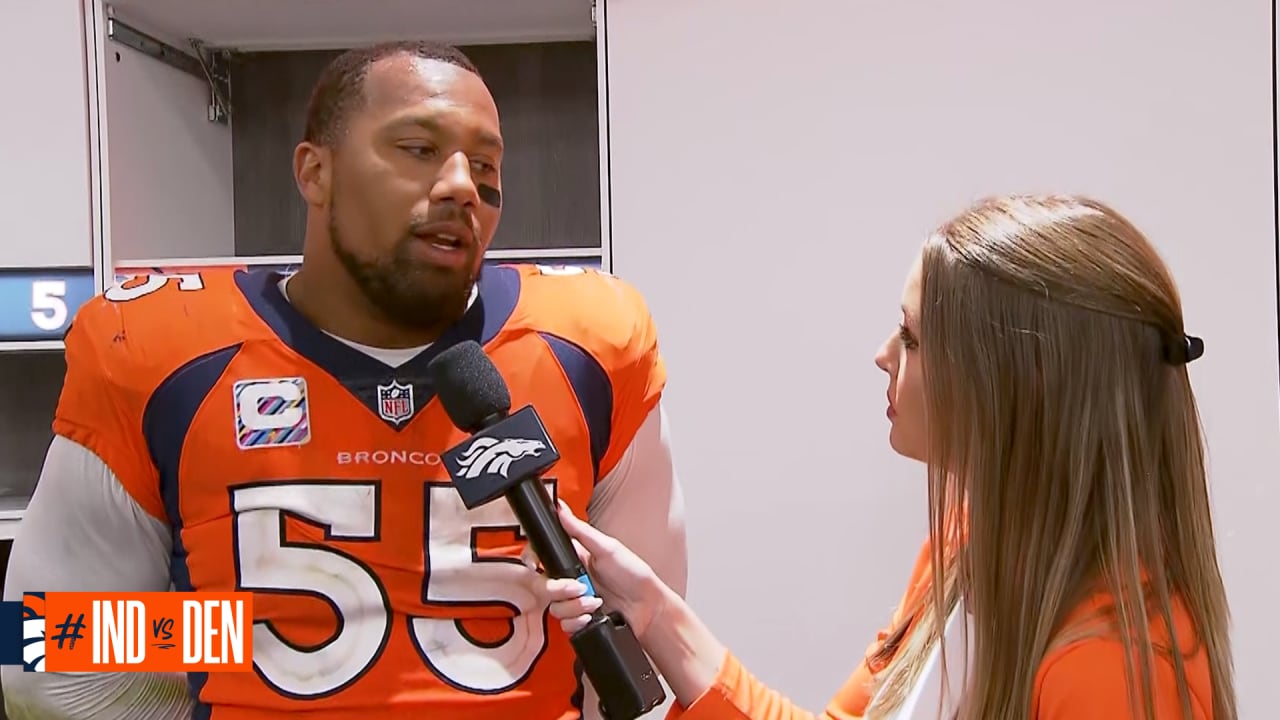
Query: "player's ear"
293 141 332 207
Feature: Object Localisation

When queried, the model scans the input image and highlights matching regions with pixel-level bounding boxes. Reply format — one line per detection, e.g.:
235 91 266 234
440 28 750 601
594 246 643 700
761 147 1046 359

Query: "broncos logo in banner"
21 592 45 672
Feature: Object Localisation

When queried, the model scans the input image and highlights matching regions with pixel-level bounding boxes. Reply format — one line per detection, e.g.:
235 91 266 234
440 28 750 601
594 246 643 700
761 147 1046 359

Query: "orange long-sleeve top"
667 540 1214 720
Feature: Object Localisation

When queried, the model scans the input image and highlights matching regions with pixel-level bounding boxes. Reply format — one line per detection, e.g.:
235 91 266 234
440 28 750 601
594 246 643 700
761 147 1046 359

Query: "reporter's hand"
537 503 728 709
535 502 669 641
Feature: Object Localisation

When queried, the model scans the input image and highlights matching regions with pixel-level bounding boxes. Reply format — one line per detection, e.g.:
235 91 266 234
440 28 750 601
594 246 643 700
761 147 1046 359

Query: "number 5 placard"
0 268 96 343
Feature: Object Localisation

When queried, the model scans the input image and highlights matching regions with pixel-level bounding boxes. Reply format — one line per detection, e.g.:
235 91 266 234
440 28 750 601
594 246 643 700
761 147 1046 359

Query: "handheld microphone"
427 341 667 720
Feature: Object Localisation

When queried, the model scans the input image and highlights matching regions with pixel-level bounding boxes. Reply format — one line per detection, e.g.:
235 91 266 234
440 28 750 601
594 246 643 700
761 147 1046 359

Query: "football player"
2 41 687 720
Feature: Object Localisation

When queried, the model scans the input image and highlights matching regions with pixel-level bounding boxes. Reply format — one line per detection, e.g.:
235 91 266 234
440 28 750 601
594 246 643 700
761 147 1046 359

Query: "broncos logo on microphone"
454 437 547 480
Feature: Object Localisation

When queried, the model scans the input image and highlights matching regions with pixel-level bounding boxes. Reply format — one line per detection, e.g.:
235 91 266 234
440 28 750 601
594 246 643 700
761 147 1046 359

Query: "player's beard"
329 205 480 334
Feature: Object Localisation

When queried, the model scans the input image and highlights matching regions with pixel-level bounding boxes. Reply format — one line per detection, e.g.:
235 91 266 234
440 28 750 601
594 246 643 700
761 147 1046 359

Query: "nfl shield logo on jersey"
377 380 414 424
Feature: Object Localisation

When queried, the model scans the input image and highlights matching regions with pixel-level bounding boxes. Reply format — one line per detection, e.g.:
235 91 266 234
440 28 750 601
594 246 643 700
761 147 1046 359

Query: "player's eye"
401 144 439 160
898 324 918 350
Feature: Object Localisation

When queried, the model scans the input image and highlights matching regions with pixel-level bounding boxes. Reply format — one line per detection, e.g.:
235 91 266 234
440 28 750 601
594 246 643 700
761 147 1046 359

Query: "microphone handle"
505 479 596 594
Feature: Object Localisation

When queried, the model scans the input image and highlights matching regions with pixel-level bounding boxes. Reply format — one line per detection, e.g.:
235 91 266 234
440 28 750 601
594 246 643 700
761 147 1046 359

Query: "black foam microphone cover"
427 341 512 431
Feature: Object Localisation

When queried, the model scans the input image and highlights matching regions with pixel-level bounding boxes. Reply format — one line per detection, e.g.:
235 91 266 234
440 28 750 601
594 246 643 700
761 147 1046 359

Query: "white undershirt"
1 279 687 720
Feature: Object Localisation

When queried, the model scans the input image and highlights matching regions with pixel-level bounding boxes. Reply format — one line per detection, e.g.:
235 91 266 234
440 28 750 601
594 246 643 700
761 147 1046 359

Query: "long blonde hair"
865 194 1235 720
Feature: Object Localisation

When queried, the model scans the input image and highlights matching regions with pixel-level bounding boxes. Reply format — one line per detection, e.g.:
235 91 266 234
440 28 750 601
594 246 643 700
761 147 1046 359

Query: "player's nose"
430 151 481 207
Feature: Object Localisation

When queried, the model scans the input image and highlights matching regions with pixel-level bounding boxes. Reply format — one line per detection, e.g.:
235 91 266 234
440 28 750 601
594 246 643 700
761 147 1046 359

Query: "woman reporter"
538 194 1235 720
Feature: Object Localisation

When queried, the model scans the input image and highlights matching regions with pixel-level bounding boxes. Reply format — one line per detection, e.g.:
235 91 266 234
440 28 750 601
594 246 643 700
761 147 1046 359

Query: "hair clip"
1163 334 1204 365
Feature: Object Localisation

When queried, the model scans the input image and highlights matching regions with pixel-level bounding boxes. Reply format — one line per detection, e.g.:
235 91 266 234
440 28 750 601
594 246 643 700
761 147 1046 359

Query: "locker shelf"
106 0 595 51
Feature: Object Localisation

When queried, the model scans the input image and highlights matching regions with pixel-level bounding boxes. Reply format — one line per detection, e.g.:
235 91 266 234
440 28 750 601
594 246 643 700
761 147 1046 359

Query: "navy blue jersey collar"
233 265 521 430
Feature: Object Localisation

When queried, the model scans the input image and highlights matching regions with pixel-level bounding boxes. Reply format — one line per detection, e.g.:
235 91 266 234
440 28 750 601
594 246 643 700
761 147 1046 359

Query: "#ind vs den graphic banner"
0 591 253 672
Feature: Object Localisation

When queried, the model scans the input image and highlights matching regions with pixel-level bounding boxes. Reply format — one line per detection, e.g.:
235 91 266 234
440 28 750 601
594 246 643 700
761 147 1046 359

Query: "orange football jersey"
52 264 666 719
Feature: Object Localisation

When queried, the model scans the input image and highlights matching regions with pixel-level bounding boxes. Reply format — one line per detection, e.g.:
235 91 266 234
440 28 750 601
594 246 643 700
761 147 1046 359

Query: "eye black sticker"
478 184 502 209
